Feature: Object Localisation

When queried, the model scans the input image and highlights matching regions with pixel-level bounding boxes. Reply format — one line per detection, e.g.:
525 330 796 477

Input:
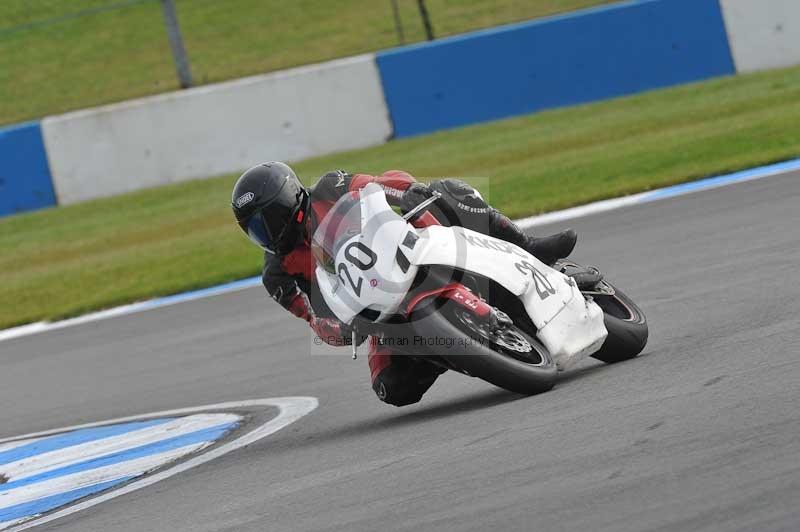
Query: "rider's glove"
400 182 435 218
310 317 366 347
310 317 348 346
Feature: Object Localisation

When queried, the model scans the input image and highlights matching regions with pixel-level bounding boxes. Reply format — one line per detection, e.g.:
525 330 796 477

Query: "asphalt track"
2 172 799 532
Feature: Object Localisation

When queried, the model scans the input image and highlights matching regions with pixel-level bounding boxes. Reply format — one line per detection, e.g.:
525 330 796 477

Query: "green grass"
2 64 800 329
0 0 611 126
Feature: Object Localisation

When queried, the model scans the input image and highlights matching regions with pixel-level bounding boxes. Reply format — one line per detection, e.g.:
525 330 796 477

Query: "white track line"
515 192 649 228
515 157 800 228
0 414 239 484
1 397 318 532
0 519 21 530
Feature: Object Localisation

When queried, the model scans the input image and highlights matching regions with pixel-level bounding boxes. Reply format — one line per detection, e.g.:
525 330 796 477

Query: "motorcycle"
311 183 648 395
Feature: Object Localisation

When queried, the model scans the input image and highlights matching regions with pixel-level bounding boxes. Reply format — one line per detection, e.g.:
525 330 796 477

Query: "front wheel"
411 304 558 395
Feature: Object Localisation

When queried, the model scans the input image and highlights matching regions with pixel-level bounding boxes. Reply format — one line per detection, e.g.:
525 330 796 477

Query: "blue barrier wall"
376 0 736 137
0 122 56 217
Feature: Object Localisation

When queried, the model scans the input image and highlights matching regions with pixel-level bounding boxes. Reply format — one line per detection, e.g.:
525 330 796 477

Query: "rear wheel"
411 303 558 395
590 287 649 364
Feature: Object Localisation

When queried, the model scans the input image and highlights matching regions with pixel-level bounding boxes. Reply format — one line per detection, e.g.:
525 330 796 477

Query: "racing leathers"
262 170 575 406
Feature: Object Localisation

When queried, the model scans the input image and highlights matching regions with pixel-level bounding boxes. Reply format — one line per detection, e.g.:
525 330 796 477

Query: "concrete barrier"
0 122 56 216
42 54 392 205
720 0 800 73
376 0 735 137
9 0 793 215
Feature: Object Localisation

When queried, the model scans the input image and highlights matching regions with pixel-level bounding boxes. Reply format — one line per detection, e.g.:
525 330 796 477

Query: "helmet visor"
242 212 274 252
241 199 298 254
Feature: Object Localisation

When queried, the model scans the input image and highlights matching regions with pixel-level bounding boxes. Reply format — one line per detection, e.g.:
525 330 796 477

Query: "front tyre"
411 305 558 395
590 287 649 364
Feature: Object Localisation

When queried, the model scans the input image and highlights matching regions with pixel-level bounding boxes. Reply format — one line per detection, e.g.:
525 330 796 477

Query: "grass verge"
0 0 610 125
1 64 800 329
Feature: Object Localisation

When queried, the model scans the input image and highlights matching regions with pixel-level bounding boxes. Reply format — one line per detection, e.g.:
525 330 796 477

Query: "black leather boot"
488 209 577 266
523 229 577 266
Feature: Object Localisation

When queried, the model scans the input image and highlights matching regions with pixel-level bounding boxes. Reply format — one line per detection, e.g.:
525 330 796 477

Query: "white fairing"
409 226 607 369
315 184 418 324
314 184 606 369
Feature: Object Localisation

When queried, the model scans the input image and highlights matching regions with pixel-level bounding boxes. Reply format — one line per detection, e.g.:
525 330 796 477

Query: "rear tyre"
590 287 648 364
411 304 558 395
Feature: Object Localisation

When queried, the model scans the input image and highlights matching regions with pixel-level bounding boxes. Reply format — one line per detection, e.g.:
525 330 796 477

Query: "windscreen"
311 190 361 274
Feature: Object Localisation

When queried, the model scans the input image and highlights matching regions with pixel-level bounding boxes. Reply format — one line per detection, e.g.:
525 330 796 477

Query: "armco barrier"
376 0 735 137
42 54 392 205
720 0 800 73
0 122 56 216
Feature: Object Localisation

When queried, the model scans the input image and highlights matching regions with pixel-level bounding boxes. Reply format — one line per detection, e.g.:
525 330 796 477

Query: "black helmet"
231 162 309 255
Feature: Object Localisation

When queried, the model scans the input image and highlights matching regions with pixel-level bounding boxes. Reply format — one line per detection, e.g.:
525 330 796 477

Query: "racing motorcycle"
311 183 648 395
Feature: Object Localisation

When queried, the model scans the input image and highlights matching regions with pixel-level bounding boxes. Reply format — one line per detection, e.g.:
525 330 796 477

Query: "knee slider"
372 373 426 407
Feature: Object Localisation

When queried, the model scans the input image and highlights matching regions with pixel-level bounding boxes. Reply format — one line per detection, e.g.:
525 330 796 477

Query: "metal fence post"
160 0 193 88
417 0 435 41
389 0 405 45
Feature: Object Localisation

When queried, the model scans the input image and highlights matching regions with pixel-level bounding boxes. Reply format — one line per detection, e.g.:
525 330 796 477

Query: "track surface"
2 173 799 532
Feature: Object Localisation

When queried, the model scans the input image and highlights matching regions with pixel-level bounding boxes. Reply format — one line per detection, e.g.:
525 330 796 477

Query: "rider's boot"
524 229 578 266
488 210 577 266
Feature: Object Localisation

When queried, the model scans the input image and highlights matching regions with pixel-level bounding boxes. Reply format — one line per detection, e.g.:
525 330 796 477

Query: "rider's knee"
371 358 439 407
372 377 426 407
430 178 486 204
428 178 490 231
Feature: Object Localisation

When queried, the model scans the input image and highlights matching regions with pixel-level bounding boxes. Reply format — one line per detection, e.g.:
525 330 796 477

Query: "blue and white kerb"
0 414 240 530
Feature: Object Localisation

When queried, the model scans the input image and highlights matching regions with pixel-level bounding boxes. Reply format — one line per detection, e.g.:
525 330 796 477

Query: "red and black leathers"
261 170 575 407
261 169 415 328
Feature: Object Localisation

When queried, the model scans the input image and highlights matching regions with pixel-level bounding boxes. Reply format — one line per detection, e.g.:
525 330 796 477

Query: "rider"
231 162 577 407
